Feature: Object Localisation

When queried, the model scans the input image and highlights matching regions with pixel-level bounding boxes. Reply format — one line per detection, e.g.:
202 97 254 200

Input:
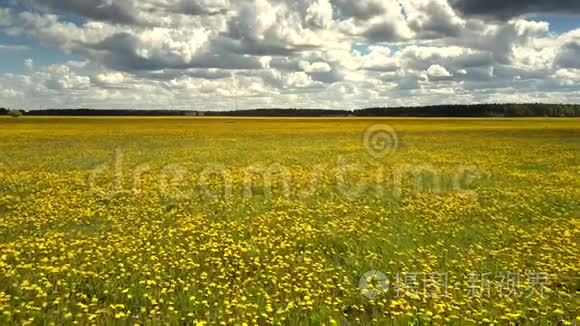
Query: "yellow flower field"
0 117 578 325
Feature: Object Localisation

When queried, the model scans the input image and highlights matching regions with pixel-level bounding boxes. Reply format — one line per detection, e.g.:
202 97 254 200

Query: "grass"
0 117 578 325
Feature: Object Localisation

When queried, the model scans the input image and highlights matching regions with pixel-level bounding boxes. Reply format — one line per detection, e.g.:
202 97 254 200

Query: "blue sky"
534 15 580 34
0 34 83 74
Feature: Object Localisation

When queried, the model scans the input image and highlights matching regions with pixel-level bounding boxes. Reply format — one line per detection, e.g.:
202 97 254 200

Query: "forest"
1 103 579 117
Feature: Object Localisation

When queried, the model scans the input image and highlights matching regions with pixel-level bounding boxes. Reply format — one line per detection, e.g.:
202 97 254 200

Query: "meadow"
0 117 578 325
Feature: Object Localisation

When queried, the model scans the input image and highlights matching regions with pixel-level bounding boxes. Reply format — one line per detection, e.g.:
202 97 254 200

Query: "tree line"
354 104 579 117
1 104 578 117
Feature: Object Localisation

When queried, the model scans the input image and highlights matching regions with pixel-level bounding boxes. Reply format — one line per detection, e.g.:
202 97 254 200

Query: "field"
0 117 578 325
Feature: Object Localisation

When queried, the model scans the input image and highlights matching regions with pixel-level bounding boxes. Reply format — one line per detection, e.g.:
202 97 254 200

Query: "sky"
0 0 579 110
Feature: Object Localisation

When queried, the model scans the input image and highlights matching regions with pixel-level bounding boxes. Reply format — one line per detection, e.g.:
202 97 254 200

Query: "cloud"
0 44 30 51
44 64 91 90
555 68 580 81
0 88 21 98
94 71 126 86
224 0 338 56
173 0 230 16
363 21 410 42
300 61 332 73
445 19 550 64
399 46 493 72
24 58 34 70
359 47 397 72
0 0 579 109
88 28 212 70
0 8 12 27
402 0 465 38
335 0 413 42
21 0 140 25
427 64 453 78
331 0 387 20
449 0 580 19
556 40 580 69
141 68 233 81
